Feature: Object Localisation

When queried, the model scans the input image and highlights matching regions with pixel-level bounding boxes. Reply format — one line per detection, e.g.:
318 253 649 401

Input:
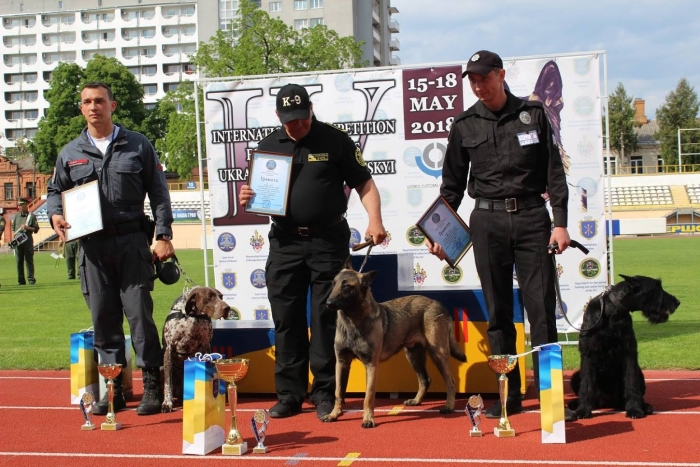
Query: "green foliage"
656 78 700 166
606 83 638 159
32 56 147 174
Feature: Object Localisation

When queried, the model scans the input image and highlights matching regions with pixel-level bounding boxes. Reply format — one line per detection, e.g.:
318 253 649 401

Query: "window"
26 182 35 199
143 84 157 95
59 1 64 8
4 183 14 201
310 17 324 27
310 0 323 8
603 157 616 175
164 83 179 92
631 156 644 175
142 65 156 76
269 2 282 12
294 19 308 30
294 0 307 10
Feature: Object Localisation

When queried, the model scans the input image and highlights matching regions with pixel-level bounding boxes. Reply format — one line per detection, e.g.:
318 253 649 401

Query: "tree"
606 83 638 169
4 136 35 161
33 56 146 173
656 78 700 167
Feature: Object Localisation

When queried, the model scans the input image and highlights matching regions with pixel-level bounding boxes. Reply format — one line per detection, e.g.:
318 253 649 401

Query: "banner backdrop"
203 52 608 333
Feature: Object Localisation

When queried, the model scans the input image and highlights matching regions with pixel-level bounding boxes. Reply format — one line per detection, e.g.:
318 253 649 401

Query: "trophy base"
469 429 483 437
81 424 97 431
222 442 248 456
494 427 515 438
253 446 268 454
101 421 122 431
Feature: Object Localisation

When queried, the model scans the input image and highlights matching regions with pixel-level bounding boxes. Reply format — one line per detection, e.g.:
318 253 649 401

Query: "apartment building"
0 0 399 150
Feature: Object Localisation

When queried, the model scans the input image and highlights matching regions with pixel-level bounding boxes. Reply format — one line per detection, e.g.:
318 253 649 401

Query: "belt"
100 219 146 237
475 195 545 212
273 215 345 237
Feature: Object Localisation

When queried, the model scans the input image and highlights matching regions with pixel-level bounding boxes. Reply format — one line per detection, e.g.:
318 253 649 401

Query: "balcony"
390 38 400 51
389 19 400 33
389 6 399 14
390 55 401 66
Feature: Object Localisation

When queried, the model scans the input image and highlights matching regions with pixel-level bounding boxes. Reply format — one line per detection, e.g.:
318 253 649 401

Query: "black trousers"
15 240 35 284
470 204 558 397
80 231 162 369
265 220 350 406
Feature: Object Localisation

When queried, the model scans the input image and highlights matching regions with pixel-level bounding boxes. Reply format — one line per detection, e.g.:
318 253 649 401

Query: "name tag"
517 130 539 146
308 153 329 162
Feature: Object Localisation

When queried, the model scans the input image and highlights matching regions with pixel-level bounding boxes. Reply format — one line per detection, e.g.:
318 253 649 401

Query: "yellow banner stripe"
338 452 361 466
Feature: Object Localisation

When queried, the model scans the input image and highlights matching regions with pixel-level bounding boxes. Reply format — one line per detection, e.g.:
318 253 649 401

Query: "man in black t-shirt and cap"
238 83 386 420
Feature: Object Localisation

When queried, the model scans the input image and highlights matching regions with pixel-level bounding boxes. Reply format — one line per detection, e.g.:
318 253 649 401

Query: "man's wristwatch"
158 234 172 241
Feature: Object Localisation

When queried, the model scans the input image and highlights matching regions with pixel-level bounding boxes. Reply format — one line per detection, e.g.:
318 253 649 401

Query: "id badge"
517 130 539 146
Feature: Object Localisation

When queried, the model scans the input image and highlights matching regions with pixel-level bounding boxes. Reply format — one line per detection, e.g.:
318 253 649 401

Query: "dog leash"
172 256 197 293
549 239 605 333
351 236 374 273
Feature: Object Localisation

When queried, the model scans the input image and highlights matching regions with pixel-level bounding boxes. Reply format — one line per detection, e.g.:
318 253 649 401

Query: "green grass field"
0 237 698 371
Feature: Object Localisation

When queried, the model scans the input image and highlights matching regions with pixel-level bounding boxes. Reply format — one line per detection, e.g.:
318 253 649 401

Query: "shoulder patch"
355 147 366 167
325 122 347 133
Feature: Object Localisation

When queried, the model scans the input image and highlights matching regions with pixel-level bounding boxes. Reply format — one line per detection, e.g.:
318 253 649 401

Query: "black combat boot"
93 373 127 415
136 367 162 415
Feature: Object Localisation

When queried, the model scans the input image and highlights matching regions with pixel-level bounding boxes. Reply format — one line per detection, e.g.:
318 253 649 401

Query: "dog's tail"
448 323 467 362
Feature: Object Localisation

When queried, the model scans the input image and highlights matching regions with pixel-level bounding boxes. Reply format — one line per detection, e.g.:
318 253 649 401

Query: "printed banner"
203 53 608 333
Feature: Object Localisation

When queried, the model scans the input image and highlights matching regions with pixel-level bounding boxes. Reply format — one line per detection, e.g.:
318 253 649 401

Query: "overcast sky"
393 0 700 120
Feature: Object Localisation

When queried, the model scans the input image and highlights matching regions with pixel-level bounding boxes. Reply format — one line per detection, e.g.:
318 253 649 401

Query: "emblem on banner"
250 269 266 289
250 230 265 252
227 307 241 320
579 217 597 239
254 306 270 320
406 226 426 246
579 258 601 279
348 228 362 248
407 188 423 207
555 300 567 320
380 231 392 249
574 57 591 76
218 233 236 252
442 265 463 284
415 142 446 178
556 263 564 278
222 271 237 290
519 111 531 124
414 263 427 285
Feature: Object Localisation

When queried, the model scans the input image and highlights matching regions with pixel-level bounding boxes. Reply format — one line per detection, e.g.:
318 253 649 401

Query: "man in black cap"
11 198 39 285
427 50 574 420
238 83 387 420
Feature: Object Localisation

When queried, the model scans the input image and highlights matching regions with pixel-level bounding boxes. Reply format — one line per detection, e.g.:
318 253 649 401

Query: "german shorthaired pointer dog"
161 286 230 413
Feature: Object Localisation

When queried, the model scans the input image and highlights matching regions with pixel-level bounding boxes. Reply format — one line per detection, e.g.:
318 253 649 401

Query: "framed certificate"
245 150 293 216
62 180 104 242
415 195 473 268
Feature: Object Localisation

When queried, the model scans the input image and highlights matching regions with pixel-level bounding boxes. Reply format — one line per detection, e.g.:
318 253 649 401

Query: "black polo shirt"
440 90 569 227
256 116 371 226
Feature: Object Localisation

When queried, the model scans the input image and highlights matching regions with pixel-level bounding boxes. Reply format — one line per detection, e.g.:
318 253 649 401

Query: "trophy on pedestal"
97 363 123 431
251 409 270 453
79 391 97 431
487 355 518 438
215 358 250 456
465 395 484 437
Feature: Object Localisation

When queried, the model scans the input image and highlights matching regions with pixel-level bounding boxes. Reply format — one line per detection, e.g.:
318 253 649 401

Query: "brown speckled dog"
161 286 230 413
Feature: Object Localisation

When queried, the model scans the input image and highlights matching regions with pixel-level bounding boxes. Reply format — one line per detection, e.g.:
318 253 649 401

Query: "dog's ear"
184 291 199 315
362 270 378 287
619 274 639 289
343 255 354 271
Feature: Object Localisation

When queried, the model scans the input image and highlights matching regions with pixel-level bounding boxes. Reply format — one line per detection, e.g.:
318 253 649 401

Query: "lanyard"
87 126 118 148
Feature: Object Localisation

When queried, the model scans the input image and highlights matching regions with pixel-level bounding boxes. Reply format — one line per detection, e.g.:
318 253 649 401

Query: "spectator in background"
12 198 39 285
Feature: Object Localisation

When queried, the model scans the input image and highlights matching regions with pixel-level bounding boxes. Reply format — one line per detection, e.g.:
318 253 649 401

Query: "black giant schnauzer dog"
568 275 680 419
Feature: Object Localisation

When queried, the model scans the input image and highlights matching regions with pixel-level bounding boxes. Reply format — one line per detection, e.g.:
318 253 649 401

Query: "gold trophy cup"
97 363 123 431
215 358 250 456
487 355 518 438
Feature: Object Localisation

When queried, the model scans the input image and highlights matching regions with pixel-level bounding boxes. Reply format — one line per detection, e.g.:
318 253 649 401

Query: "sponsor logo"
579 217 597 239
555 301 568 319
379 231 392 249
217 232 236 252
403 147 421 168
579 258 601 279
349 228 362 248
249 230 265 252
442 265 463 284
406 226 426 246
379 187 391 207
334 73 353 92
415 142 446 178
556 263 564 278
574 57 591 76
573 95 595 116
577 136 594 159
250 269 266 289
254 306 270 320
227 307 241 320
576 177 598 197
407 188 423 206
414 263 427 285
222 271 237 290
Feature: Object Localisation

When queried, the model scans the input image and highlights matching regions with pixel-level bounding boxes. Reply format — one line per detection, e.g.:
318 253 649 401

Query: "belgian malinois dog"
322 257 467 428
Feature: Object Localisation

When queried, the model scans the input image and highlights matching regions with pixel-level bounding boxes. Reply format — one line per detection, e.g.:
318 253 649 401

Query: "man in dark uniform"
12 198 39 285
427 51 572 420
47 82 174 416
238 83 387 420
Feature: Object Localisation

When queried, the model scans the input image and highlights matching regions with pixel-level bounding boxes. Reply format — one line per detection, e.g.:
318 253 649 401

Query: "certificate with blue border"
245 151 293 216
416 195 472 268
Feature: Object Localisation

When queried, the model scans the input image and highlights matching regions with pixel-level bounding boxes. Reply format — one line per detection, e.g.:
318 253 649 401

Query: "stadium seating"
603 185 674 206
686 184 700 204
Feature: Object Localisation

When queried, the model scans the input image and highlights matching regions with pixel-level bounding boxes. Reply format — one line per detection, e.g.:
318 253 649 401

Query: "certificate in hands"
245 151 293 216
416 196 473 268
61 180 104 242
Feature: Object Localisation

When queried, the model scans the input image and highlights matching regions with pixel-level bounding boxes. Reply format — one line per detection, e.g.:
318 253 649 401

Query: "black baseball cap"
462 50 504 77
276 84 311 124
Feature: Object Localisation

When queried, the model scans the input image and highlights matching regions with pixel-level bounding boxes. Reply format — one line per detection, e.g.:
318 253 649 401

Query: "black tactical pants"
265 220 350 406
470 204 558 396
80 231 162 369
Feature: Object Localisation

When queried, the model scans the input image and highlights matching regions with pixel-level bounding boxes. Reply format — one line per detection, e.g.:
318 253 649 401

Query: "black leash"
351 236 374 273
549 239 607 333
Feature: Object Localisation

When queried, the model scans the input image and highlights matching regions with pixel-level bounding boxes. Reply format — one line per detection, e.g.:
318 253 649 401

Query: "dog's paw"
439 406 454 414
567 399 580 410
361 419 376 428
625 407 647 419
161 401 174 413
320 412 340 423
643 403 654 415
403 398 421 406
574 407 594 419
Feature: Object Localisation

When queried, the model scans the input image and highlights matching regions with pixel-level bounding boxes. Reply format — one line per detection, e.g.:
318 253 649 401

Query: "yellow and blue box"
539 344 566 443
98 335 134 401
182 357 226 455
70 331 98 404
